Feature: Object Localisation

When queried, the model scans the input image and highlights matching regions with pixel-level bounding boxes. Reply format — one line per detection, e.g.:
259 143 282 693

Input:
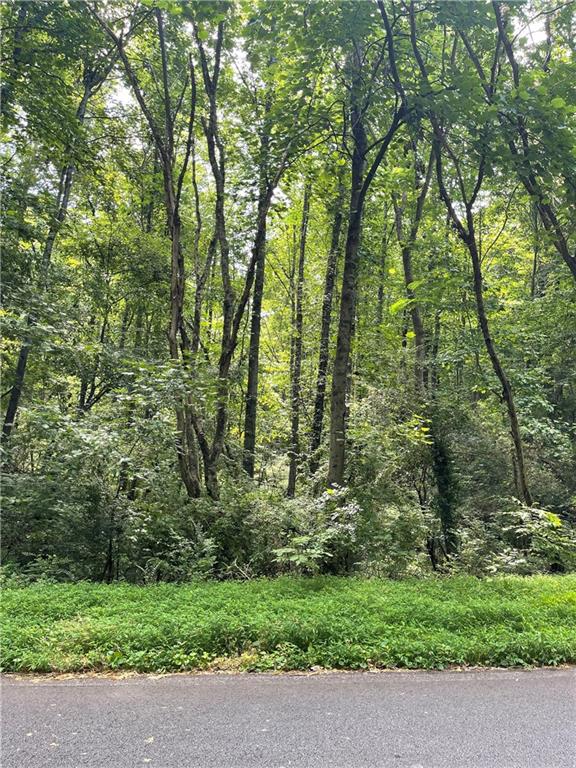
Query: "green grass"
2 575 576 673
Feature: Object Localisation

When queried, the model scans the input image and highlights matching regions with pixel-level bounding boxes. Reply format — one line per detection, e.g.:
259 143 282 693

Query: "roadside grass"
1 575 575 673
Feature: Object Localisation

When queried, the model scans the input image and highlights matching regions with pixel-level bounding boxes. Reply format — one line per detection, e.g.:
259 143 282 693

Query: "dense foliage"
2 0 575 582
3 576 576 672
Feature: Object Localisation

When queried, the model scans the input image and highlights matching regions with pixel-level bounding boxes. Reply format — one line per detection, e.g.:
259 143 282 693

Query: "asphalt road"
2 668 575 768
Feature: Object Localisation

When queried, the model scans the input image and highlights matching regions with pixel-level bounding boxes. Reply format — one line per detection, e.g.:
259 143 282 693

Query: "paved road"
2 669 575 767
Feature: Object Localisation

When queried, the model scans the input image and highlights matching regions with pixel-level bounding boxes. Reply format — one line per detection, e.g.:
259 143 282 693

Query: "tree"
92 3 202 496
309 170 345 475
327 2 405 487
403 0 532 505
287 180 311 496
2 0 575 582
2 5 115 446
492 2 576 282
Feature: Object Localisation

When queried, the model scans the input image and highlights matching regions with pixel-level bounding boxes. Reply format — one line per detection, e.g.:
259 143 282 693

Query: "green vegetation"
2 2 576 584
2 576 576 673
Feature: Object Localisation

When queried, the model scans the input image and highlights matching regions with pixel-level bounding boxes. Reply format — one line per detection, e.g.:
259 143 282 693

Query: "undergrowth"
2 575 575 673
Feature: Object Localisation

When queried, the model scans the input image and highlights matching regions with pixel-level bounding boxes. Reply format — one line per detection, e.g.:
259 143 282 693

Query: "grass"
1 575 576 673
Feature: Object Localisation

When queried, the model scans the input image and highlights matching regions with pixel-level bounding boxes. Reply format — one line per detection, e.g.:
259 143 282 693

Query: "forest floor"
1 575 575 674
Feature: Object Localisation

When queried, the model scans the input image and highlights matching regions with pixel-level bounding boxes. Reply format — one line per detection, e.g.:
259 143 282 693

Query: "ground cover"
2 575 575 673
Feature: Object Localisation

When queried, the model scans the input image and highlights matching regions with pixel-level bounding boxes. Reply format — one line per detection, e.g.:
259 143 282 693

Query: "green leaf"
389 297 414 315
550 97 566 110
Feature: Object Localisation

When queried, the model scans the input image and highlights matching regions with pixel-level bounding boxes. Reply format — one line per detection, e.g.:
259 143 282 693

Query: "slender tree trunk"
175 406 201 498
159 149 200 498
327 119 366 487
287 183 311 496
1 342 30 444
437 147 532 509
242 188 271 477
156 10 201 497
309 181 344 475
405 2 533 508
190 232 216 358
326 31 402 487
426 307 458 556
241 94 274 478
97 7 201 496
466 226 532 505
393 137 461 557
192 21 235 499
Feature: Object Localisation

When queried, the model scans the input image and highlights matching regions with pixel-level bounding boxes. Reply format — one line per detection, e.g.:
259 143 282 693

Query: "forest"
2 0 576 585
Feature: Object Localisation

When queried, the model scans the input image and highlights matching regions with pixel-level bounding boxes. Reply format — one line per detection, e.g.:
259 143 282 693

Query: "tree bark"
467 225 533 505
326 27 403 488
287 182 311 496
327 92 366 488
242 202 268 478
309 180 344 475
94 7 201 496
193 22 292 496
157 12 200 497
192 20 239 499
242 111 273 478
1 341 30 444
436 144 532 506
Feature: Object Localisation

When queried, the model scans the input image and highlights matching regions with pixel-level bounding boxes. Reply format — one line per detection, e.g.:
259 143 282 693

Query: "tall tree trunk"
166 166 200 499
159 11 201 497
287 182 311 496
96 7 201 496
193 24 289 497
309 180 344 475
242 118 272 477
436 147 532 507
241 90 274 479
192 21 236 499
326 27 402 487
467 226 532 505
430 427 458 555
242 212 267 478
426 309 459 557
327 102 366 488
175 406 201 498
